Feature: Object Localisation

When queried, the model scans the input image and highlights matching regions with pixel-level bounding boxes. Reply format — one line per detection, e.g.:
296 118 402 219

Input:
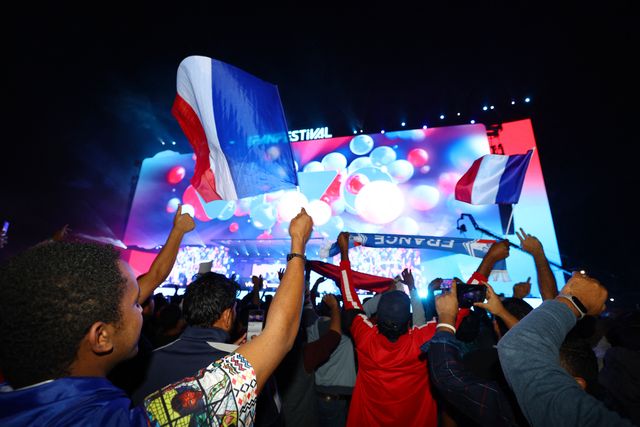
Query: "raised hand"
401 268 415 290
337 231 350 251
174 205 196 234
289 208 313 246
559 272 608 316
435 279 458 326
277 268 285 281
516 228 543 256
322 294 339 311
513 277 532 299
251 275 264 291
474 282 506 316
487 240 511 261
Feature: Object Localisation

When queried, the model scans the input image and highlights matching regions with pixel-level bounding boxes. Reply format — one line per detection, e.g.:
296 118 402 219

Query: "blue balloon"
217 201 236 221
250 203 277 230
369 146 397 166
349 134 375 155
202 200 228 219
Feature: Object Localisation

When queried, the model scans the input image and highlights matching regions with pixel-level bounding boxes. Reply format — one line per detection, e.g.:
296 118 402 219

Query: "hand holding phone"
247 309 265 341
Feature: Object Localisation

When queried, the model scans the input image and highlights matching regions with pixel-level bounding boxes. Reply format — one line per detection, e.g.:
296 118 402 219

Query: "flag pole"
458 213 572 275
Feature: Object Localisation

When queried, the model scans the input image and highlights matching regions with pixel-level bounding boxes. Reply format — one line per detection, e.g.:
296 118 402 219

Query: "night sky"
3 5 635 300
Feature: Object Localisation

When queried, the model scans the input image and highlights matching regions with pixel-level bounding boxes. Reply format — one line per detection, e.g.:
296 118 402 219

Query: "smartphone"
247 309 265 341
434 279 487 308
457 283 487 308
1 221 8 235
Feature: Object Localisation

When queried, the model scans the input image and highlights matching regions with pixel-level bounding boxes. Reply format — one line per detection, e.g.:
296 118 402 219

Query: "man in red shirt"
336 232 439 427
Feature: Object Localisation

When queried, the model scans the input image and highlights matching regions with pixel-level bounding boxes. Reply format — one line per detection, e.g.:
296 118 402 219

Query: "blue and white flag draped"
320 232 509 281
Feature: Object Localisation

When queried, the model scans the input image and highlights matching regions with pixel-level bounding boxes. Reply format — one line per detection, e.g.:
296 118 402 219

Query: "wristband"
436 323 457 334
557 294 587 319
286 252 306 262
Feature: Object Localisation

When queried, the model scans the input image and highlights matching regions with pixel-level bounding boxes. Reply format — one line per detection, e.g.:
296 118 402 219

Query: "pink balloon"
182 185 212 221
407 148 429 167
438 172 462 194
229 222 239 232
167 166 186 184
345 173 369 195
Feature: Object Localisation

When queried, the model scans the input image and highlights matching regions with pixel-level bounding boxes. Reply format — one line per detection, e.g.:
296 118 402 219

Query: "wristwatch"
286 252 306 262
557 293 587 318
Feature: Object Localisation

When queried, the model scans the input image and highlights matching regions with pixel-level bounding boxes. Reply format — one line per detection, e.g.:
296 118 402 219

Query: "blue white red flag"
455 150 533 205
172 56 298 202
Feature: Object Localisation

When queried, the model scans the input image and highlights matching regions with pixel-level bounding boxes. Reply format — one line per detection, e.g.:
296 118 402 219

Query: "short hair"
495 297 533 336
0 242 126 388
559 338 598 392
182 273 239 327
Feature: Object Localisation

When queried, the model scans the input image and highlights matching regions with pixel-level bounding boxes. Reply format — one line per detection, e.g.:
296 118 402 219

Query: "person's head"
158 303 183 332
376 291 411 342
0 242 142 388
182 272 239 332
494 297 533 338
559 338 598 392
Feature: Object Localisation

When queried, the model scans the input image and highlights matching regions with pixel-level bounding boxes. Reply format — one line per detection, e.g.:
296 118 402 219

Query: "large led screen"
124 120 564 296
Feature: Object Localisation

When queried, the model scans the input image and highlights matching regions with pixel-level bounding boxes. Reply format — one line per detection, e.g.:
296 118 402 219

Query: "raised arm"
425 281 518 427
336 232 363 312
235 208 313 394
474 282 520 330
138 206 195 303
403 268 427 326
303 294 342 373
471 240 510 284
517 228 558 300
497 274 632 426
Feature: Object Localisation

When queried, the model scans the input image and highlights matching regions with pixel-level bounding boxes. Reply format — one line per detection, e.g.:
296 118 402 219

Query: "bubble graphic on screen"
438 172 462 194
317 215 344 240
350 134 375 155
355 181 405 224
408 185 440 211
321 152 347 172
347 156 373 174
387 159 415 183
166 197 181 213
407 148 429 167
216 201 236 221
229 222 239 232
250 203 277 230
307 199 332 226
303 161 324 173
369 146 397 166
277 191 309 222
167 166 186 184
390 217 420 235
345 173 370 195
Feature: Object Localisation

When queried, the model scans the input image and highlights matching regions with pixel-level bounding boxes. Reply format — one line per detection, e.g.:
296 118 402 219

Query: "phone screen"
457 283 487 308
247 309 265 341
1 221 8 234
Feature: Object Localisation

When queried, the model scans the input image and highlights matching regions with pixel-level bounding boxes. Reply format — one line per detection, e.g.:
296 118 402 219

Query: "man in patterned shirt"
0 209 313 426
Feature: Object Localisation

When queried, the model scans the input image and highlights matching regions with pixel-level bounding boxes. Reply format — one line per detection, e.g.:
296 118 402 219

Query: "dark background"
2 5 636 301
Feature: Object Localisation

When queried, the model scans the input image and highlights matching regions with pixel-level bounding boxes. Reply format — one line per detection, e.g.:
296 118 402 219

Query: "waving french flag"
455 150 533 205
172 56 298 202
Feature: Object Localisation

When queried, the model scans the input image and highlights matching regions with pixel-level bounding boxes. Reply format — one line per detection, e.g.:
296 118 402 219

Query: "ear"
574 376 587 390
221 307 234 328
86 321 115 355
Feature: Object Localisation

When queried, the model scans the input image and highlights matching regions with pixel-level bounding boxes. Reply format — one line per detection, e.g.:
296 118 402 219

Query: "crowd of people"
0 207 638 426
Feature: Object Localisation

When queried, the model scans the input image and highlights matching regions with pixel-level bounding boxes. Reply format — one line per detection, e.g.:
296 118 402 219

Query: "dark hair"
0 242 126 388
377 320 408 342
559 338 598 393
495 297 533 336
158 303 182 331
182 272 239 327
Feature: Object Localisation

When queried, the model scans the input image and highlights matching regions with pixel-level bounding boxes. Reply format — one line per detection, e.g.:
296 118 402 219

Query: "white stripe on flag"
471 154 508 204
341 270 356 306
176 56 238 200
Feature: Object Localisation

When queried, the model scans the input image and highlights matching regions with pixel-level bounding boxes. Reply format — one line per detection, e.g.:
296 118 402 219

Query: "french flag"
455 150 533 205
172 56 298 202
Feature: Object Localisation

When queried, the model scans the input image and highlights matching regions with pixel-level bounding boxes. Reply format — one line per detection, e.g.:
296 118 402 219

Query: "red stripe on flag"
455 157 483 203
171 94 221 202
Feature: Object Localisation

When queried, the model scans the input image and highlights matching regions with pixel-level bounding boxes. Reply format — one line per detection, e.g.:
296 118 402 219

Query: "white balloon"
355 181 405 225
306 199 332 226
303 161 324 173
321 152 348 172
277 191 309 222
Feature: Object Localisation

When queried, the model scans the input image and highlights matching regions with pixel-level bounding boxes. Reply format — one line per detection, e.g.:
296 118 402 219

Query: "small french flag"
172 56 298 202
455 150 533 205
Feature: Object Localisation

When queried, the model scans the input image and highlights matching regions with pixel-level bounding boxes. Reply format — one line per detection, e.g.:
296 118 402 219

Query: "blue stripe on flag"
210 59 297 198
496 150 533 204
